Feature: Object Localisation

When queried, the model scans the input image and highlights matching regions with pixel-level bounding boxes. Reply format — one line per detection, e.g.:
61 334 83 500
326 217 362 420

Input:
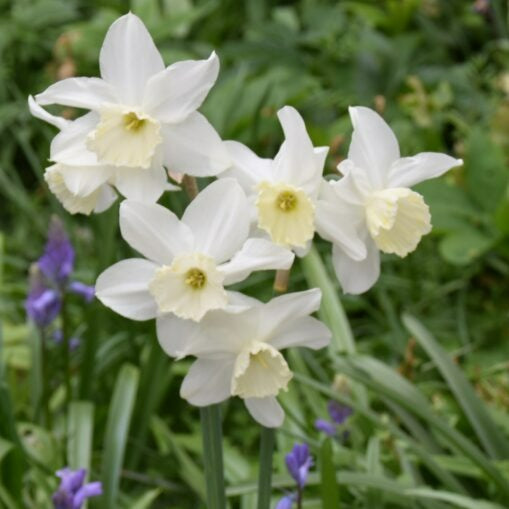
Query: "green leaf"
439 228 494 266
130 489 161 509
319 439 340 509
67 401 94 472
405 487 506 509
402 314 509 460
100 364 139 509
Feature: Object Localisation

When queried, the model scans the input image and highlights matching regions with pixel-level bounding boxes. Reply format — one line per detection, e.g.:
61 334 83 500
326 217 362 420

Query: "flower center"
365 188 431 257
276 190 298 211
185 268 207 289
148 253 227 321
256 182 315 248
231 341 293 399
123 112 146 132
87 105 162 169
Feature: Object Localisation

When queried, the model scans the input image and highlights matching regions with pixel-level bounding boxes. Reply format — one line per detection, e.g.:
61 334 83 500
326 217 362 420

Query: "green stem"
257 426 275 509
40 328 52 428
200 405 226 509
61 294 71 404
300 246 356 355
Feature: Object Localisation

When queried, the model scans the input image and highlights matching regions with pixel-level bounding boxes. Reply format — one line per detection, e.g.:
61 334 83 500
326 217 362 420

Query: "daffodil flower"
157 289 331 427
316 106 463 294
95 179 294 326
32 13 229 182
222 106 362 257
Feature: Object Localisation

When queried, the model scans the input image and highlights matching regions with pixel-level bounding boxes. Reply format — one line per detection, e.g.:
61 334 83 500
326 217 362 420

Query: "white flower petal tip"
256 181 315 248
148 253 227 321
87 106 162 168
231 342 293 399
28 95 70 130
245 396 285 428
365 188 431 257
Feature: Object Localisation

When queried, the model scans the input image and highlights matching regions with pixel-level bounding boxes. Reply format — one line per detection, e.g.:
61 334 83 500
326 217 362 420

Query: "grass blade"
319 438 340 509
67 401 94 472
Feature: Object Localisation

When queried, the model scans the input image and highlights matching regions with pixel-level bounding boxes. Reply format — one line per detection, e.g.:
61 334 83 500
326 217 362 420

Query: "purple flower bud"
275 495 294 509
38 217 75 287
314 418 336 437
52 331 81 351
52 468 102 509
26 267 61 327
68 281 95 302
285 443 313 489
327 401 352 425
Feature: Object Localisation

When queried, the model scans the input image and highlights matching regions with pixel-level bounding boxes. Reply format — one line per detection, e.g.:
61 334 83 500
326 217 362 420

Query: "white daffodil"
33 13 229 179
222 106 364 258
156 289 331 428
316 106 463 294
95 178 294 325
29 95 179 214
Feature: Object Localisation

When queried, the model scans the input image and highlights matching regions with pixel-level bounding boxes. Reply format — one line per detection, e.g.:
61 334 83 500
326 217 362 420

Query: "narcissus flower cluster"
30 13 463 427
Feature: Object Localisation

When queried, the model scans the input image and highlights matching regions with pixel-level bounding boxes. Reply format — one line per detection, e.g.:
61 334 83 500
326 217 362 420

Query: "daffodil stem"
300 245 356 355
39 328 51 428
200 405 226 509
257 426 275 509
61 294 72 404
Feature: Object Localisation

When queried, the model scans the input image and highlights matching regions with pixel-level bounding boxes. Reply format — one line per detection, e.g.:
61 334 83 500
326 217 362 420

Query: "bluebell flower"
275 494 294 509
285 443 313 489
328 401 352 425
68 281 95 303
25 267 61 327
52 468 102 509
314 418 336 437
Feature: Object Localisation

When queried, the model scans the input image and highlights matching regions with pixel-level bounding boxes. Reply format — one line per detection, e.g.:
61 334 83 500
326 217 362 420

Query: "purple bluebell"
38 217 75 288
25 267 61 327
52 330 81 351
285 443 313 489
275 494 294 509
328 401 352 425
68 281 95 302
52 468 102 509
314 418 336 437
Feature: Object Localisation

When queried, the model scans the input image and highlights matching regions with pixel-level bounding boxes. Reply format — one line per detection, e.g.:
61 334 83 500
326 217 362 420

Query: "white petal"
114 164 167 203
315 179 366 261
269 316 331 350
35 77 116 110
95 258 158 320
156 314 207 359
162 112 230 176
182 178 249 262
94 184 117 213
143 52 219 123
61 164 112 197
180 358 234 406
28 96 70 130
50 113 99 166
219 238 294 285
244 396 284 428
99 13 164 104
313 146 329 173
273 106 318 187
388 152 463 188
258 289 322 339
222 140 273 191
348 106 400 189
331 238 380 295
119 200 193 264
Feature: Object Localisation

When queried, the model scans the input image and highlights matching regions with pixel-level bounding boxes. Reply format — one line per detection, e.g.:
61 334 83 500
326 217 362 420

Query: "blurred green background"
2 0 509 507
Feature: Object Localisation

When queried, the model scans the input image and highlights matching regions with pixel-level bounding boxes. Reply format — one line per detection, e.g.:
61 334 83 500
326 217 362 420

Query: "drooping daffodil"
222 106 363 259
95 179 294 328
157 289 331 427
32 13 229 189
315 106 463 294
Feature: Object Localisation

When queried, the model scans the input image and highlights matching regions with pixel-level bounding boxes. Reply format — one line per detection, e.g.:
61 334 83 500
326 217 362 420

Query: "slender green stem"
200 405 226 509
257 426 275 509
300 246 356 355
61 294 71 404
40 328 52 427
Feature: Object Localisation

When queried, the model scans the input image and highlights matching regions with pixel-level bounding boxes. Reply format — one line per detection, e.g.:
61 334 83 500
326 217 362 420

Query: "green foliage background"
1 0 509 507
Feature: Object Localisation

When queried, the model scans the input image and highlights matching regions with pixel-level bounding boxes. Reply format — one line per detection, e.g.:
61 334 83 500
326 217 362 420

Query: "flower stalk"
257 426 275 509
200 405 226 509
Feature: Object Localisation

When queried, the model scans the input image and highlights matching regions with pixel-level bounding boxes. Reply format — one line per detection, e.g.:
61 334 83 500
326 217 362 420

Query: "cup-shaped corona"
365 188 431 257
87 106 162 169
256 181 315 248
148 253 227 321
